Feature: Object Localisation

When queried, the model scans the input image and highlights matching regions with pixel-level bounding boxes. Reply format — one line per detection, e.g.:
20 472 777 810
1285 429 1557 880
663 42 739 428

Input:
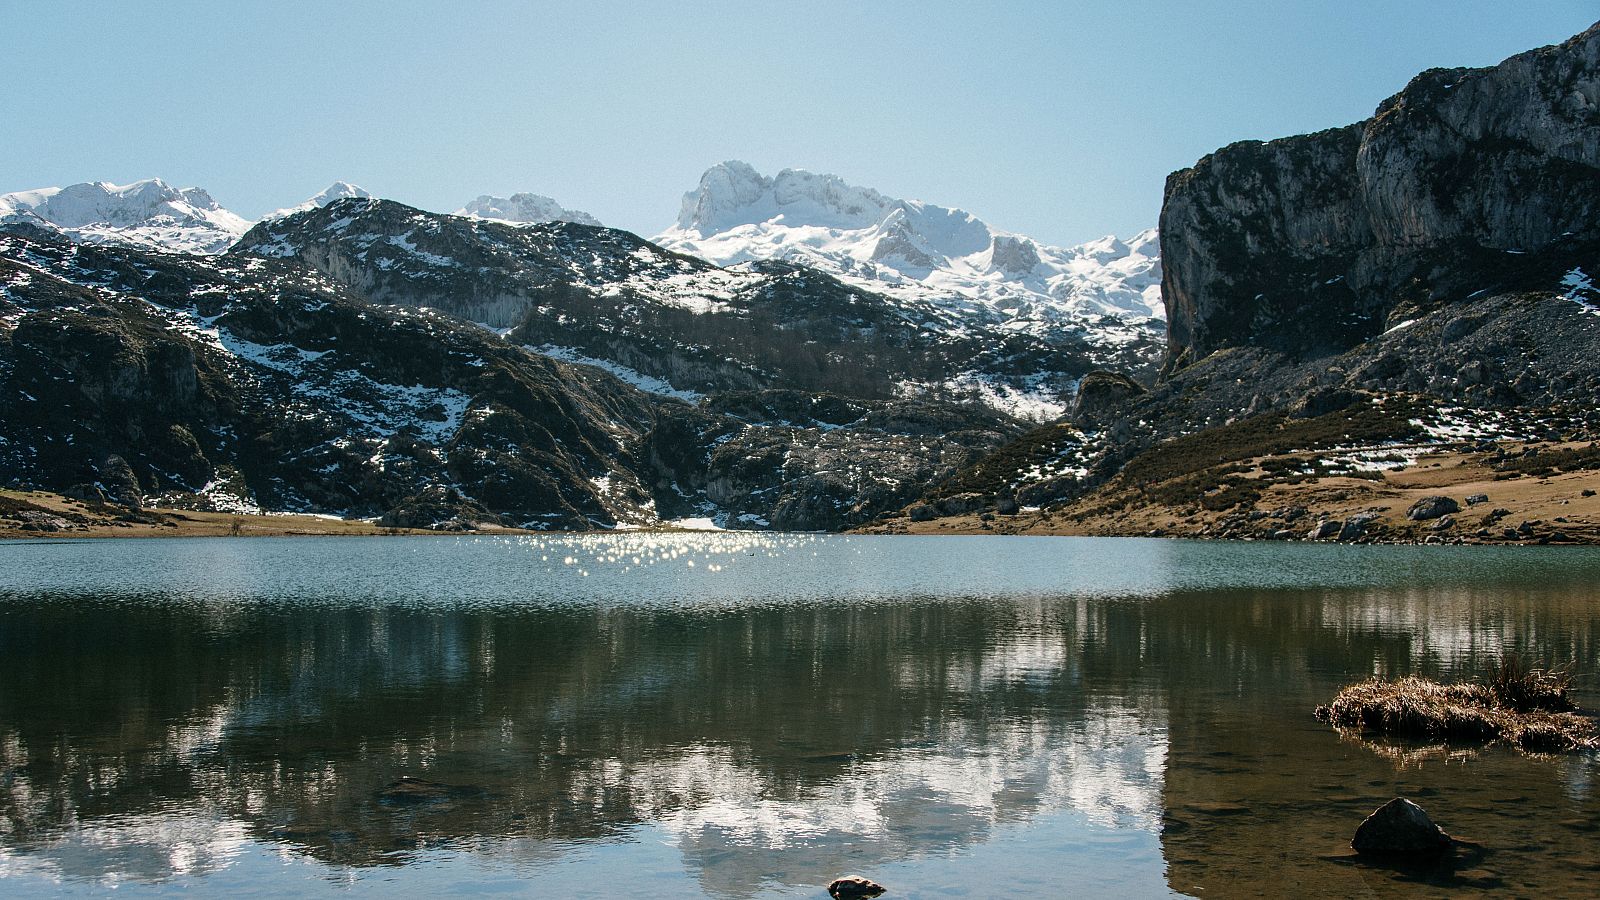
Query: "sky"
3 1 1596 247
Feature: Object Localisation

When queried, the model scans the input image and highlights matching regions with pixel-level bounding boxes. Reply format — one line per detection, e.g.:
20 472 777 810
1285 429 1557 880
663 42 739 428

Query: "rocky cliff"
1161 22 1600 371
887 22 1600 539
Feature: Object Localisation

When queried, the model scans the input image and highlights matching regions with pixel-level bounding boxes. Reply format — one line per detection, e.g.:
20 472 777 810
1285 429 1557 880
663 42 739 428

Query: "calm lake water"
1 535 1599 898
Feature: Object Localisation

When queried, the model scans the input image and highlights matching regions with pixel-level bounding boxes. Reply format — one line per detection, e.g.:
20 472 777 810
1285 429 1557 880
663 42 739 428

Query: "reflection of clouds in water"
0 808 247 886
621 621 1166 899
9 540 1594 893
638 708 1166 897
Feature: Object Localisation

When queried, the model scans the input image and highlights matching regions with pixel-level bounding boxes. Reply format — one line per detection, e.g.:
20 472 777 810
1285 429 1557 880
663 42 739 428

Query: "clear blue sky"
3 1 1595 246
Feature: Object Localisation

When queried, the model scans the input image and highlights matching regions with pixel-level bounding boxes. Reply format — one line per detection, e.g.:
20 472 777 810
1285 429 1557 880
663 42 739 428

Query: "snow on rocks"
1561 267 1600 315
655 161 1164 349
456 193 601 227
262 181 372 221
0 179 250 254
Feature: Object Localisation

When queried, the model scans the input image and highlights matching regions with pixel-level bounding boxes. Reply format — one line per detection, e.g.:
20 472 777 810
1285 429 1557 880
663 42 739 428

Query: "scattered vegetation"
1116 398 1424 487
932 422 1083 499
1315 658 1596 754
1491 442 1600 477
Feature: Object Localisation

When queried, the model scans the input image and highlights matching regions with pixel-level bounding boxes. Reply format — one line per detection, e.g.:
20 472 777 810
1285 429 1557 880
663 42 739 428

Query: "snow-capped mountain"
654 161 1163 347
456 193 602 227
236 197 1113 418
263 181 372 221
0 179 250 255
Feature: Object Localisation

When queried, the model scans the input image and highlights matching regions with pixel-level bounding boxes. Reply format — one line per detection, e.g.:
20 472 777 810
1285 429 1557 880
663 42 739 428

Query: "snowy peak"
456 193 601 227
263 182 373 221
655 162 1164 335
674 161 893 234
0 178 250 254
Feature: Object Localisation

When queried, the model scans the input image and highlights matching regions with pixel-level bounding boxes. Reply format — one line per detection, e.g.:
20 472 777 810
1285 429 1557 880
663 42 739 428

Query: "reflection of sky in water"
5 534 1597 608
1 537 1599 896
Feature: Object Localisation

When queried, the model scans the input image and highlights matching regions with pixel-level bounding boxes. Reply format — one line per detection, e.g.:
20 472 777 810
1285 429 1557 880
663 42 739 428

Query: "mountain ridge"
657 161 1163 330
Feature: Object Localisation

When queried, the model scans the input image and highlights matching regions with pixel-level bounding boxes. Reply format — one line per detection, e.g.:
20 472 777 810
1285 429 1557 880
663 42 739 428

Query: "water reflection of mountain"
6 549 1600 897
0 596 1169 894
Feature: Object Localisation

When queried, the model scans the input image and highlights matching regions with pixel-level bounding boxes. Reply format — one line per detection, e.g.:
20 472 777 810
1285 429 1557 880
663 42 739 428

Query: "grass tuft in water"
1315 659 1596 754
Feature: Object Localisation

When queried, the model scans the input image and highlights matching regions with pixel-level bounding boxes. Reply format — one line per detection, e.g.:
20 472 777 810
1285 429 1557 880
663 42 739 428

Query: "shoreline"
859 443 1600 546
7 439 1599 546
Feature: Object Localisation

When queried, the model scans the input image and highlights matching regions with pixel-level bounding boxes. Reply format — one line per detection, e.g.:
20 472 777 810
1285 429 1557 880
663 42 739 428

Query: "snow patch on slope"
530 344 703 402
1562 267 1600 316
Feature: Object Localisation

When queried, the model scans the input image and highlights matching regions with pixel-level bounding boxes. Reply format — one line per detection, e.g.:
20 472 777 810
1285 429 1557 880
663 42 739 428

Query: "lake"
1 535 1598 897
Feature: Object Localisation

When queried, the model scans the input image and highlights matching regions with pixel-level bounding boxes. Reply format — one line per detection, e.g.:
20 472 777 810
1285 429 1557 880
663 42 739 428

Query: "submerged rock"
828 875 886 898
1352 798 1452 855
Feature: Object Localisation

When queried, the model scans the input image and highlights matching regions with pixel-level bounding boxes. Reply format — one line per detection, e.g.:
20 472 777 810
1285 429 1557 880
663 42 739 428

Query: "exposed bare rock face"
1161 23 1600 371
896 24 1600 532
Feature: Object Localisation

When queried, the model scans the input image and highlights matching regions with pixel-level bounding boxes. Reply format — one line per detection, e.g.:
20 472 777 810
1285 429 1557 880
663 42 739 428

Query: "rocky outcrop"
1161 23 1600 371
1072 370 1147 425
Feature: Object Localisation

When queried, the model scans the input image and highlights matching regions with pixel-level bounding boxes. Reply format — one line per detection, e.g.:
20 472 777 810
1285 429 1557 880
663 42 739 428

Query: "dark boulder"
62 483 106 504
827 876 886 899
1407 496 1460 521
1308 520 1342 540
1072 370 1147 424
1291 387 1360 419
1352 798 1452 855
378 486 503 530
97 455 144 507
937 492 988 516
1338 514 1376 541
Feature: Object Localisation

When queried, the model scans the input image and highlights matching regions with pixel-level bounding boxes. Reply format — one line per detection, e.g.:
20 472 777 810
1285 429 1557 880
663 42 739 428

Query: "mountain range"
4 21 1599 538
0 168 1164 375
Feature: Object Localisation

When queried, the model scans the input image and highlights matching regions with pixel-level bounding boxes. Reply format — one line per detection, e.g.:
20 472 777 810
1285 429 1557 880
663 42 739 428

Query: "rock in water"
1352 798 1452 854
828 875 886 898
1407 496 1460 521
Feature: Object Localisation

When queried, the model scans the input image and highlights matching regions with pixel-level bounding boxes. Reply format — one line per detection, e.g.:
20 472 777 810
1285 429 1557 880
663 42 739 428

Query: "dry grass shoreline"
7 439 1600 544
860 441 1600 545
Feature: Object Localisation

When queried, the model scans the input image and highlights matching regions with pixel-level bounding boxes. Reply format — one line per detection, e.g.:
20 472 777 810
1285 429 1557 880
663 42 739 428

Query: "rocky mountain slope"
235 198 1109 417
883 21 1600 543
0 179 250 255
656 161 1163 363
0 225 1016 530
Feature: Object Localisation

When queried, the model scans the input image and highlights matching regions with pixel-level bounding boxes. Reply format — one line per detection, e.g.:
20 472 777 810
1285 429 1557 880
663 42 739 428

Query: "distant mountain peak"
674 161 896 234
456 192 601 227
0 178 249 254
656 162 1164 333
263 182 373 221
